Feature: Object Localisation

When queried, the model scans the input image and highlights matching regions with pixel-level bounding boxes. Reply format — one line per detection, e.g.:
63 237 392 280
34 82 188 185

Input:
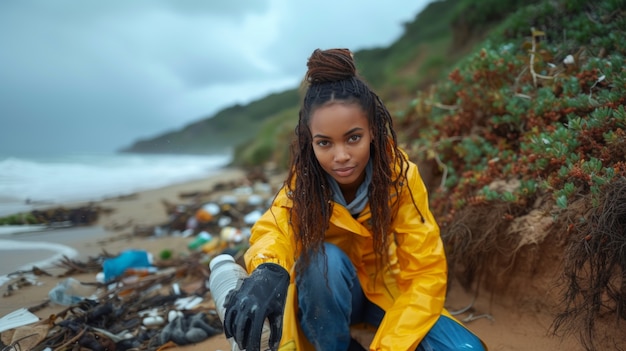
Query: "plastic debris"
0 307 40 333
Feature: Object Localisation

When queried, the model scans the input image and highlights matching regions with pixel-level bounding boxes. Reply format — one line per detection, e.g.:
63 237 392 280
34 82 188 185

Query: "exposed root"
441 200 528 291
552 177 626 351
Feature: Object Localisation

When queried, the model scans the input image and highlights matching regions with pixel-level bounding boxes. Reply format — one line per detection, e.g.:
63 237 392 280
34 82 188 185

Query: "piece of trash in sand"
187 231 213 250
244 209 263 225
200 236 227 253
247 194 264 207
138 308 167 327
220 226 243 243
174 295 204 310
195 203 220 222
102 249 154 282
219 194 238 206
0 307 40 333
48 277 96 306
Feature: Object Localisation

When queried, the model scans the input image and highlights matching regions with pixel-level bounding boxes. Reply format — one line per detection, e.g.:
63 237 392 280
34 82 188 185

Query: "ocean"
0 151 232 217
0 151 232 284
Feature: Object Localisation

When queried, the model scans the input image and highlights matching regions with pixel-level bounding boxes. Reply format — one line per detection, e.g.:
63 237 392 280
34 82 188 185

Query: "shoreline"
0 152 234 218
0 226 110 278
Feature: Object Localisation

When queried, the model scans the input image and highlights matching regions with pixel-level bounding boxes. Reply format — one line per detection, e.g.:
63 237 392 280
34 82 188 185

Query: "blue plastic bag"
103 249 152 282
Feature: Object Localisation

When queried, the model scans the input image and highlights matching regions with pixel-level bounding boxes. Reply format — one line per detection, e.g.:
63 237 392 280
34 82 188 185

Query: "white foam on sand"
0 225 47 236
0 239 78 286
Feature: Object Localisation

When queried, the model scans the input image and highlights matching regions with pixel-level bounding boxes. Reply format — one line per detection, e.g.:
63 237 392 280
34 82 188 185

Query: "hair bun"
305 48 356 84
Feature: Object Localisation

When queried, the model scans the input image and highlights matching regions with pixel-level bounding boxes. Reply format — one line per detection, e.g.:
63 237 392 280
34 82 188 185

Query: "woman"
223 48 486 351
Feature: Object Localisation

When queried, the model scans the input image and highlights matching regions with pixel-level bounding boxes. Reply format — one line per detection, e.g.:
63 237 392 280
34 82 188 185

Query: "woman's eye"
316 140 329 147
348 135 362 143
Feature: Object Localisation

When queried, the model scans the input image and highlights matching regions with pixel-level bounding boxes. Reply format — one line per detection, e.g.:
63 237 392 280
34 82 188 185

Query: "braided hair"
286 48 410 271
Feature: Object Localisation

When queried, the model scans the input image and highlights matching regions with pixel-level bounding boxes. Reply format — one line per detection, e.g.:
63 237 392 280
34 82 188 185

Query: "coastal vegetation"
396 1 625 349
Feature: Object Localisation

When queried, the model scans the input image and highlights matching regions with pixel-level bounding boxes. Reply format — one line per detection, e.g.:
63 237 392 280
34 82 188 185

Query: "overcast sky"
0 1 432 157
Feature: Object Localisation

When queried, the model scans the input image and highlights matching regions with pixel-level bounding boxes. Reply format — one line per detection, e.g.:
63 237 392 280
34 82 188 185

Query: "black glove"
223 263 290 351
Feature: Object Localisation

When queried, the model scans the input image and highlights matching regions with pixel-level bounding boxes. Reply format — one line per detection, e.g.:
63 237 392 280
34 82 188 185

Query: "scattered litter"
0 308 39 334
48 277 90 306
102 249 153 282
0 169 279 350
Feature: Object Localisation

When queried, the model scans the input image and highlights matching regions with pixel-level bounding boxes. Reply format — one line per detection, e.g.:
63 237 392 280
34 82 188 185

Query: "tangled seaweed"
552 177 626 351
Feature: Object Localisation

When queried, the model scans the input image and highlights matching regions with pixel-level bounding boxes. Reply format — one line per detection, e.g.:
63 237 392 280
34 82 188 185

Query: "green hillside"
118 89 300 155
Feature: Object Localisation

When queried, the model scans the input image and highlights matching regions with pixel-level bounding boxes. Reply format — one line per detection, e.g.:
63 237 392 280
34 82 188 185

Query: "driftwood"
54 252 113 277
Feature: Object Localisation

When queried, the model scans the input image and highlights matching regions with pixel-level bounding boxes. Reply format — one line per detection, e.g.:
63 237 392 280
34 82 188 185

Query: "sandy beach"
0 166 583 351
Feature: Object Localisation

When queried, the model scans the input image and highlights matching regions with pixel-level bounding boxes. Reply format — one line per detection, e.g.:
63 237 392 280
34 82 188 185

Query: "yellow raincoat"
245 158 474 351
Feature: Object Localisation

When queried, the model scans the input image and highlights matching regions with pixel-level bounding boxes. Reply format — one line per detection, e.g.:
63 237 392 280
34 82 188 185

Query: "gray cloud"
0 0 432 156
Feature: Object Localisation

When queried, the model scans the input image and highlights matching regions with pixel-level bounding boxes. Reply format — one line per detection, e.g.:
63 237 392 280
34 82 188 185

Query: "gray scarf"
326 160 372 215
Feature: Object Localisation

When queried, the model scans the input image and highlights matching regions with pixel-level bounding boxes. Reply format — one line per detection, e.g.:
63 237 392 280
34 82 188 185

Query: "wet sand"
0 226 110 276
1 247 65 276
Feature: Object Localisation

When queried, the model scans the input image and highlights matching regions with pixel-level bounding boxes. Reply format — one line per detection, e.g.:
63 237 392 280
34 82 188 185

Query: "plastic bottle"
208 254 271 351
48 277 86 306
188 231 213 250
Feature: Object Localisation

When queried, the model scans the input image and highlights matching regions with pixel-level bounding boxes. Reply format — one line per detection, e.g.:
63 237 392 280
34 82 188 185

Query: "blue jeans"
296 243 485 351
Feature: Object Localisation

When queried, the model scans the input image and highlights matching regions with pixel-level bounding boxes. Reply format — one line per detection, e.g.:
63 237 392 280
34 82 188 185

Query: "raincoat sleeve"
244 187 298 274
370 162 448 351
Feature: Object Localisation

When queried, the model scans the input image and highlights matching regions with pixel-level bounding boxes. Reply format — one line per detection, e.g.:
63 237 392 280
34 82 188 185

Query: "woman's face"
310 102 372 192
